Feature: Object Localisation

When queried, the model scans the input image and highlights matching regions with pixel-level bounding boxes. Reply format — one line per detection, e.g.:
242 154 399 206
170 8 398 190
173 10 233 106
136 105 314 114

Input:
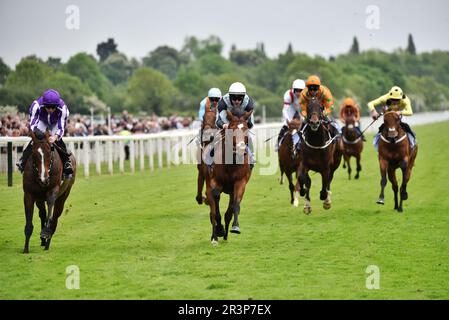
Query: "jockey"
368 86 416 150
214 82 255 169
275 79 305 152
198 88 222 121
299 75 341 141
339 97 366 141
16 89 73 178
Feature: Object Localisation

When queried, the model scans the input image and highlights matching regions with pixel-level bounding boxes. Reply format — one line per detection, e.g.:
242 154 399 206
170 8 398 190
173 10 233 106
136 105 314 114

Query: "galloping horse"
340 108 363 180
278 118 302 206
205 110 253 245
297 99 342 214
23 130 76 253
377 111 418 212
196 106 217 205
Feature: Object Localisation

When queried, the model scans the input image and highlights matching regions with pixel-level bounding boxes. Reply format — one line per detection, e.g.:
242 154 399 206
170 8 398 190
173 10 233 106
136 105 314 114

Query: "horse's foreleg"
214 193 225 238
36 200 47 247
23 193 35 254
287 172 297 206
388 167 399 211
321 169 332 210
344 154 351 180
303 170 312 215
224 193 234 241
398 159 409 212
44 190 69 250
355 153 362 180
231 181 247 234
195 164 205 205
206 185 219 245
41 193 57 244
377 159 388 205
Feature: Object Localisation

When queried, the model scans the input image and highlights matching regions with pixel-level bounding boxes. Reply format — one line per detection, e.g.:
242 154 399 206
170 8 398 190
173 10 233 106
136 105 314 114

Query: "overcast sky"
1 0 448 68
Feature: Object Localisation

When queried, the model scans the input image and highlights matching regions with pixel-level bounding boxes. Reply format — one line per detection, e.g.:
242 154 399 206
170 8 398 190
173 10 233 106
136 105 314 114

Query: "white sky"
1 0 449 68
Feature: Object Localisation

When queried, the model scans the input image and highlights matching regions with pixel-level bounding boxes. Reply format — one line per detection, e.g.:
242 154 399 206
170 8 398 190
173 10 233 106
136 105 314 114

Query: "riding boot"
16 142 33 173
400 122 416 139
55 139 73 177
275 125 289 152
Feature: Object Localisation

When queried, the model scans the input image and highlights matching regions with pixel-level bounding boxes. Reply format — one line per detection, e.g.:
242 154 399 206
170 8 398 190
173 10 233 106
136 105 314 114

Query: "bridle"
32 142 55 178
380 111 407 144
301 105 337 150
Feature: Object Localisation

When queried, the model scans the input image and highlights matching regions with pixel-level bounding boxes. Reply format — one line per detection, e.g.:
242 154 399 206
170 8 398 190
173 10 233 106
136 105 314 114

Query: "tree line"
0 34 448 118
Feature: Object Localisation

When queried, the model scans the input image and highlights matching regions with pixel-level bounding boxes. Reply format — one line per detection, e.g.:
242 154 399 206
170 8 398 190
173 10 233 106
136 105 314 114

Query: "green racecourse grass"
1 121 449 300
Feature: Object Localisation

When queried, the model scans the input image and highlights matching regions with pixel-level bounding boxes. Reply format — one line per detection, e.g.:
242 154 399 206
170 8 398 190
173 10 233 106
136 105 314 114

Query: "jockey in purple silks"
16 89 73 178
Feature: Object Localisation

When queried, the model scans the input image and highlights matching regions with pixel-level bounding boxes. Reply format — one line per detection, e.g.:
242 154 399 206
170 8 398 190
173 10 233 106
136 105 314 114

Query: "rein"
300 123 338 150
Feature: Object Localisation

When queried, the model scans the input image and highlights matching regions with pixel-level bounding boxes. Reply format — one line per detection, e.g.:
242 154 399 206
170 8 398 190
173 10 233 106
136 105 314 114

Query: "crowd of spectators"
0 110 199 137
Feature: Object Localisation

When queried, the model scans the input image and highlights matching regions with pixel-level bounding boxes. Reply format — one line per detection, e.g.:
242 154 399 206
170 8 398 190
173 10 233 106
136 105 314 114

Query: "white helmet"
292 79 306 90
208 88 222 99
228 82 246 95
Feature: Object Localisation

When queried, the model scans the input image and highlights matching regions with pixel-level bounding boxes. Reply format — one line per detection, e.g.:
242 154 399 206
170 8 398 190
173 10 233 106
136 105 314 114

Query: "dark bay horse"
196 106 217 205
23 130 76 253
340 110 363 180
205 110 253 245
297 100 342 214
377 112 418 212
278 118 302 206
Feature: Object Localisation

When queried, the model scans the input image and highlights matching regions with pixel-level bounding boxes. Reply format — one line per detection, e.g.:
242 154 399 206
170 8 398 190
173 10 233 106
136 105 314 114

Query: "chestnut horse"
22 130 76 253
196 106 217 205
297 100 342 214
340 108 363 180
205 110 253 245
278 118 302 206
377 112 418 212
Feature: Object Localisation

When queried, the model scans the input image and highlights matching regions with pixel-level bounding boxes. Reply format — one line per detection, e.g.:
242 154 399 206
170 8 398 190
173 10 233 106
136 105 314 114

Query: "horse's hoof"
231 226 241 234
195 196 203 205
40 239 47 247
211 239 218 246
376 199 384 205
216 225 225 238
355 175 360 180
323 202 331 210
293 199 299 207
397 207 403 213
23 249 29 254
401 192 408 201
303 207 311 215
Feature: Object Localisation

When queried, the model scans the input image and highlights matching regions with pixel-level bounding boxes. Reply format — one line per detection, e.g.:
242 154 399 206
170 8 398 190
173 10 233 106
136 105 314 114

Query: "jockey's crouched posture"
339 97 366 141
206 82 255 169
299 75 341 141
368 86 417 150
275 79 305 154
16 89 74 179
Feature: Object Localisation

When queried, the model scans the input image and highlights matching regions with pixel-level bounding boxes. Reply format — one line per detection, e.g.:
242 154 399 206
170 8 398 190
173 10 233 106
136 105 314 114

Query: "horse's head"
30 129 52 186
226 109 252 156
343 108 356 132
383 111 401 139
287 118 302 136
201 108 217 144
306 99 324 131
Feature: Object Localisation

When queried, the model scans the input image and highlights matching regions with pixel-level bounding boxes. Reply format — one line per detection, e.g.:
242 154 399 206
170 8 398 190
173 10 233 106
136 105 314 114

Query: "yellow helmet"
388 86 404 100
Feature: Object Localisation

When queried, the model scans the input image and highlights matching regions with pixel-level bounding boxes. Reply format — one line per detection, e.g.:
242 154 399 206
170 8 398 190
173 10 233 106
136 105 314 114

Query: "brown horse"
340 111 363 180
278 118 302 206
297 99 342 214
196 107 217 205
22 130 76 253
377 112 418 212
205 110 253 245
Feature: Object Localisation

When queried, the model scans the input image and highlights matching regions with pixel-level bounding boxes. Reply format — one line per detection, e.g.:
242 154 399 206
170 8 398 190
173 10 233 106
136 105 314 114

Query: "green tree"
126 67 177 115
349 37 360 55
101 52 134 85
0 57 11 86
407 34 417 55
64 53 111 100
96 38 118 62
174 66 207 99
142 46 185 79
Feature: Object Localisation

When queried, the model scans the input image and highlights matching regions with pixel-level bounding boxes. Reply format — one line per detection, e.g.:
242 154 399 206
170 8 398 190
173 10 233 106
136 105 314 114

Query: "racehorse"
205 110 253 245
22 130 76 253
278 118 302 206
340 109 363 180
196 106 217 205
296 99 342 214
376 111 418 212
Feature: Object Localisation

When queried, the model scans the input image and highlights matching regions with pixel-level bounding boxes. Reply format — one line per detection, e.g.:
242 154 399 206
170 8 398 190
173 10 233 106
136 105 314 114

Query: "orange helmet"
343 98 356 107
306 75 321 86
